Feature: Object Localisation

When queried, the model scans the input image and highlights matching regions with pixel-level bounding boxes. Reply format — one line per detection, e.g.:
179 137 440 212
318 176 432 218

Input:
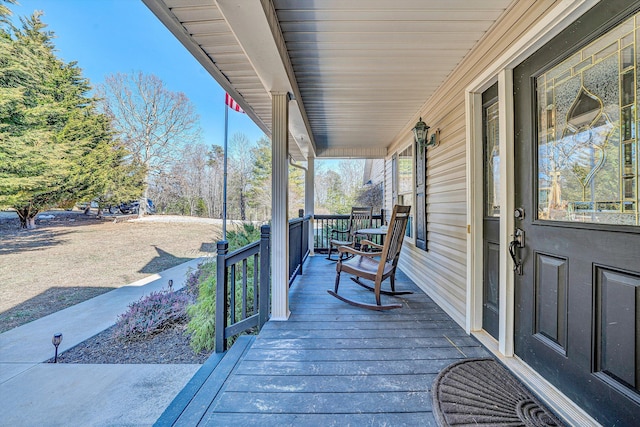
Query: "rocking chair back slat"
326 206 373 261
382 206 410 266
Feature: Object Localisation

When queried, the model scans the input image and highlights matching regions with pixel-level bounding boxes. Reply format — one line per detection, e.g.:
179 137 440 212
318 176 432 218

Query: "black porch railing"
289 211 311 284
215 214 311 353
215 225 270 353
314 210 385 252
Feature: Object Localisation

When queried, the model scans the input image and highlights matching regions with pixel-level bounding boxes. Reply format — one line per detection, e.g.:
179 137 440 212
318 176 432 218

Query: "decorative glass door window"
536 13 639 225
485 101 500 217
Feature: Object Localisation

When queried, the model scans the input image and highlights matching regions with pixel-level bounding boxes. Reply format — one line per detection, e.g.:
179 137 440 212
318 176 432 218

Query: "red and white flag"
225 93 244 113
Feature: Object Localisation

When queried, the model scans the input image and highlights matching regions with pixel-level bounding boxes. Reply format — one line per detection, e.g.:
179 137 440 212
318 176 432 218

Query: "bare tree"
228 133 254 220
203 145 224 218
338 159 365 202
97 72 201 215
175 143 209 216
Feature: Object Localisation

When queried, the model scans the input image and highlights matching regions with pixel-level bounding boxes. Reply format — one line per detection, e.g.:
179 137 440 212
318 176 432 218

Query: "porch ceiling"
143 0 515 160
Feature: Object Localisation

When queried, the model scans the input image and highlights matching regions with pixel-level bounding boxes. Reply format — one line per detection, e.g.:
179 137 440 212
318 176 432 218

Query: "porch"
158 255 490 425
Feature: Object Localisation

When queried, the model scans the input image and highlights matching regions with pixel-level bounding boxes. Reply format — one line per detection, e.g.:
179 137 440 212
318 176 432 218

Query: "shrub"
186 262 217 352
114 290 192 341
226 223 261 248
184 265 203 300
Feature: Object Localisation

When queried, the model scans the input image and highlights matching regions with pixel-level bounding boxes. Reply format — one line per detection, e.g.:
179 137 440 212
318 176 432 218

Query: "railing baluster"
230 264 236 325
215 240 229 353
311 213 384 252
253 253 259 314
242 259 248 319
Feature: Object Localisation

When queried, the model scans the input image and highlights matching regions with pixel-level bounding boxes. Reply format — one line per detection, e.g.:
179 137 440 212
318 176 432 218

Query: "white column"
305 155 315 255
271 92 290 321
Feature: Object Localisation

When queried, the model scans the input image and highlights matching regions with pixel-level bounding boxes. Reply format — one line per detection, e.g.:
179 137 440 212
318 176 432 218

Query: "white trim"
306 156 315 256
395 143 415 244
497 69 515 356
465 90 484 334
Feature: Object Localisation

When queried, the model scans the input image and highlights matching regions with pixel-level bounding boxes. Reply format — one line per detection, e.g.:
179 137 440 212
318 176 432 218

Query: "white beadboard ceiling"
143 0 515 160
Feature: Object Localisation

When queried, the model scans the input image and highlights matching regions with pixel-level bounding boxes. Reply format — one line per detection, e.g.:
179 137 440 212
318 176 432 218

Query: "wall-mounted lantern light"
413 117 439 151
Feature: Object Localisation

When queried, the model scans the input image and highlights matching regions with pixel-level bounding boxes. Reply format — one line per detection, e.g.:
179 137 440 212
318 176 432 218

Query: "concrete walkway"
0 257 211 426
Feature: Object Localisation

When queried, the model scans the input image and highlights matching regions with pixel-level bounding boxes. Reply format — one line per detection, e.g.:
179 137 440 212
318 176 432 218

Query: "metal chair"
328 205 412 310
326 206 373 261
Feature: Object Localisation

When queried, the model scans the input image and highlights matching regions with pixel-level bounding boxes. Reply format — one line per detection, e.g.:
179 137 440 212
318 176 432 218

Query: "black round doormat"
432 358 565 426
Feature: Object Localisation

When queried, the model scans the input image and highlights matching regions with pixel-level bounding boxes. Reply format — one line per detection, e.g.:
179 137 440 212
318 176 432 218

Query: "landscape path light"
52 332 62 363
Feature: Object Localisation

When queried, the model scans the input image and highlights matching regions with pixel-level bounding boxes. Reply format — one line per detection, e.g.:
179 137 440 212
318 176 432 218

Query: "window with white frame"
397 145 414 239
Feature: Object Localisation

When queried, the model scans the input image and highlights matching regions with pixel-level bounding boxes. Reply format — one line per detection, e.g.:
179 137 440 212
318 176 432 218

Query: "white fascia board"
216 0 315 159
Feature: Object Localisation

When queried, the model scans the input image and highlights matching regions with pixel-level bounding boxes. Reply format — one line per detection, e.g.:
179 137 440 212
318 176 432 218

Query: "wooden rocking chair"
328 205 412 310
326 206 373 261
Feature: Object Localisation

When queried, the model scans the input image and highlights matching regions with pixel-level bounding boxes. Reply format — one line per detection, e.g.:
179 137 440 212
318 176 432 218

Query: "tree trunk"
18 214 27 229
240 190 246 221
16 207 38 230
140 183 148 218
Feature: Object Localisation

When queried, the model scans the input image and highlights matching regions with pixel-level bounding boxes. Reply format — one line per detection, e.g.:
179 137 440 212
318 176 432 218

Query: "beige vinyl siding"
370 158 385 186
384 0 558 327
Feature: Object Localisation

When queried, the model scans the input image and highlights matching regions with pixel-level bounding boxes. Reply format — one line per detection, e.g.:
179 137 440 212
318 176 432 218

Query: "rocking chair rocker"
328 205 412 310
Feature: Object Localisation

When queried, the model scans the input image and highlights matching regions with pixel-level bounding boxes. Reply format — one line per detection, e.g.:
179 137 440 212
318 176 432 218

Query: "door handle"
509 228 525 275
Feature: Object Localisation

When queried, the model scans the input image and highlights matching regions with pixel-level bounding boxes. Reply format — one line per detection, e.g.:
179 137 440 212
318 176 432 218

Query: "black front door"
482 83 500 340
513 1 640 425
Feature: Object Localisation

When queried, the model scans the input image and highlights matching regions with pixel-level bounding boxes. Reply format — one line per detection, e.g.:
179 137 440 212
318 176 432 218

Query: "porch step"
154 335 255 427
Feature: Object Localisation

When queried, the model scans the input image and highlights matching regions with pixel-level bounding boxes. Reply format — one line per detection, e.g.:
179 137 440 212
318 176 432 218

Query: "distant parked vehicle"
109 199 156 215
75 200 99 210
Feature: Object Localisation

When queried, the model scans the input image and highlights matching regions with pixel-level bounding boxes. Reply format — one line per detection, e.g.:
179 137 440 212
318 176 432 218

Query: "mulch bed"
51 321 212 364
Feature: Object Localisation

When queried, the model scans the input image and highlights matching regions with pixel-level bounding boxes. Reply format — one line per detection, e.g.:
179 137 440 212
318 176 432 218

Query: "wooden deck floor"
178 255 490 426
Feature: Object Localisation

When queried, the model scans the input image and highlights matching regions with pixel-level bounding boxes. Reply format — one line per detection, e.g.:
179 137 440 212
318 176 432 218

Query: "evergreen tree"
324 170 348 213
248 136 272 220
289 162 305 217
0 10 141 228
246 136 306 220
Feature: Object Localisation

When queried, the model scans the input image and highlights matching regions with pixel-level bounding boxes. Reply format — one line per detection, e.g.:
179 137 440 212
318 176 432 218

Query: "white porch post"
305 155 315 255
271 91 290 321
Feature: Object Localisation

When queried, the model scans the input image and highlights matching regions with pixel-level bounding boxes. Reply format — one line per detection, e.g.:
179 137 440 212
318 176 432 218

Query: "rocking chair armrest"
359 239 383 251
338 245 382 258
329 227 349 237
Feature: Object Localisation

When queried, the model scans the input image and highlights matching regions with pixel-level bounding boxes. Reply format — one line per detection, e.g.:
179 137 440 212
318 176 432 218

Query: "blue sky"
10 0 267 148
